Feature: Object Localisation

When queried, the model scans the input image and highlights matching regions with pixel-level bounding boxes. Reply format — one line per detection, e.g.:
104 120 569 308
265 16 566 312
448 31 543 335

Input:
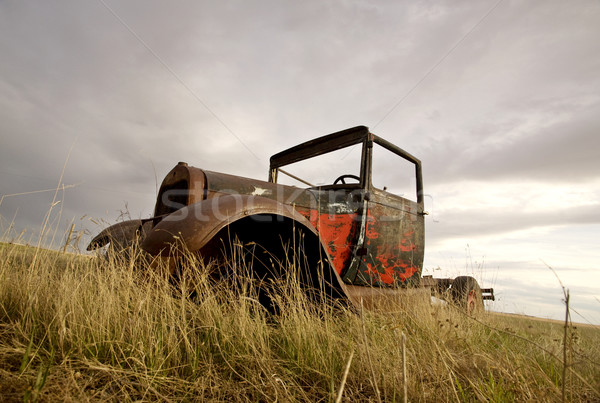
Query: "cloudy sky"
1 1 599 323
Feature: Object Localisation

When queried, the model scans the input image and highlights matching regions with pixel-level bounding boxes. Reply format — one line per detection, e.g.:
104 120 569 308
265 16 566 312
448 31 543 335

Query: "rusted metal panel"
199 170 367 278
87 218 151 251
296 211 360 276
154 162 206 217
142 194 314 256
351 190 424 287
203 170 317 209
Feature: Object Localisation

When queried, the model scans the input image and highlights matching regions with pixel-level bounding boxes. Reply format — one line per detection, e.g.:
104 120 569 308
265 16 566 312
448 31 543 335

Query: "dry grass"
0 241 598 402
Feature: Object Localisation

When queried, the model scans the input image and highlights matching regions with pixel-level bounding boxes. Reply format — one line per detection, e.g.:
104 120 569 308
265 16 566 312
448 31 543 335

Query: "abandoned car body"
88 126 494 312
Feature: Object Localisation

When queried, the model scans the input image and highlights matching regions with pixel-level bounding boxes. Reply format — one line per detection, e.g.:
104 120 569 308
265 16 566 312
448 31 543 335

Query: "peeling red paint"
352 197 424 286
362 248 420 285
299 198 423 286
298 210 359 275
365 213 379 240
365 262 395 284
399 236 416 252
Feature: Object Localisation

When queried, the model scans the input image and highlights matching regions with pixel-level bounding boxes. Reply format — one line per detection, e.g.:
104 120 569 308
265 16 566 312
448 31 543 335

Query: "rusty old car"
88 126 494 313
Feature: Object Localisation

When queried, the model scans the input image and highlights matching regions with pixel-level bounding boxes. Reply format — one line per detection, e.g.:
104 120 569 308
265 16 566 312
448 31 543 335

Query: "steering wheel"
333 174 360 185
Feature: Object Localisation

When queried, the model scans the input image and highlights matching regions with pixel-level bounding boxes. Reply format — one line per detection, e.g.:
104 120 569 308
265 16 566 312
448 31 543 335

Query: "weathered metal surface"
142 194 315 257
87 219 151 251
298 211 360 276
352 190 424 287
154 161 207 217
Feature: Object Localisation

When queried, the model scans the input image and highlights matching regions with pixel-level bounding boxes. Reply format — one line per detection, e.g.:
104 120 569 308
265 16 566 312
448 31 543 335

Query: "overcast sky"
1 0 599 323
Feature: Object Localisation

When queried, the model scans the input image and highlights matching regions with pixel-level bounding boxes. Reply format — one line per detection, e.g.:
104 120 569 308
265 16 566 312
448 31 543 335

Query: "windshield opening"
275 145 362 188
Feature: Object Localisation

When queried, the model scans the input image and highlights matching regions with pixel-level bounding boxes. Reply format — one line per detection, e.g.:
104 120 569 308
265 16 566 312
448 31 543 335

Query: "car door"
343 138 425 287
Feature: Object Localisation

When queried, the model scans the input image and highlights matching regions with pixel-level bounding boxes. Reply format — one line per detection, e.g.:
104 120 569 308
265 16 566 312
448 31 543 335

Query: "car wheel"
450 276 483 315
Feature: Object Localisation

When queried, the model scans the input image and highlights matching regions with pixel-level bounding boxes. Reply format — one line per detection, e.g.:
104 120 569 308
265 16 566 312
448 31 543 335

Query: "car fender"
142 194 319 257
86 218 155 251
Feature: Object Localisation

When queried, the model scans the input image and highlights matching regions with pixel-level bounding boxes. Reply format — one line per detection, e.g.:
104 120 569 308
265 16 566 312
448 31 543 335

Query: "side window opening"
371 143 417 202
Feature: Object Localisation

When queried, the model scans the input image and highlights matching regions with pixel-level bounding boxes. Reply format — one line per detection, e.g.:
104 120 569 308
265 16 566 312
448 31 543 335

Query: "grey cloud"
424 101 600 184
426 202 600 242
0 3 598 235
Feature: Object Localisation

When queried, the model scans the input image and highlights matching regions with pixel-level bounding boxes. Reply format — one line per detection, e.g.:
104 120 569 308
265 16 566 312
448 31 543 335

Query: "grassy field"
0 241 598 402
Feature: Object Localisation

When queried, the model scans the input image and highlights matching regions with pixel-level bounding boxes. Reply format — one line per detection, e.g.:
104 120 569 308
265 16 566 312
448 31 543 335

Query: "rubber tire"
450 276 484 315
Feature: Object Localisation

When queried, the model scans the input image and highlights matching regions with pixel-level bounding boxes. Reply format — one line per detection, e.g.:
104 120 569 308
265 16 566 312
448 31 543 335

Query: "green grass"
0 241 598 402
